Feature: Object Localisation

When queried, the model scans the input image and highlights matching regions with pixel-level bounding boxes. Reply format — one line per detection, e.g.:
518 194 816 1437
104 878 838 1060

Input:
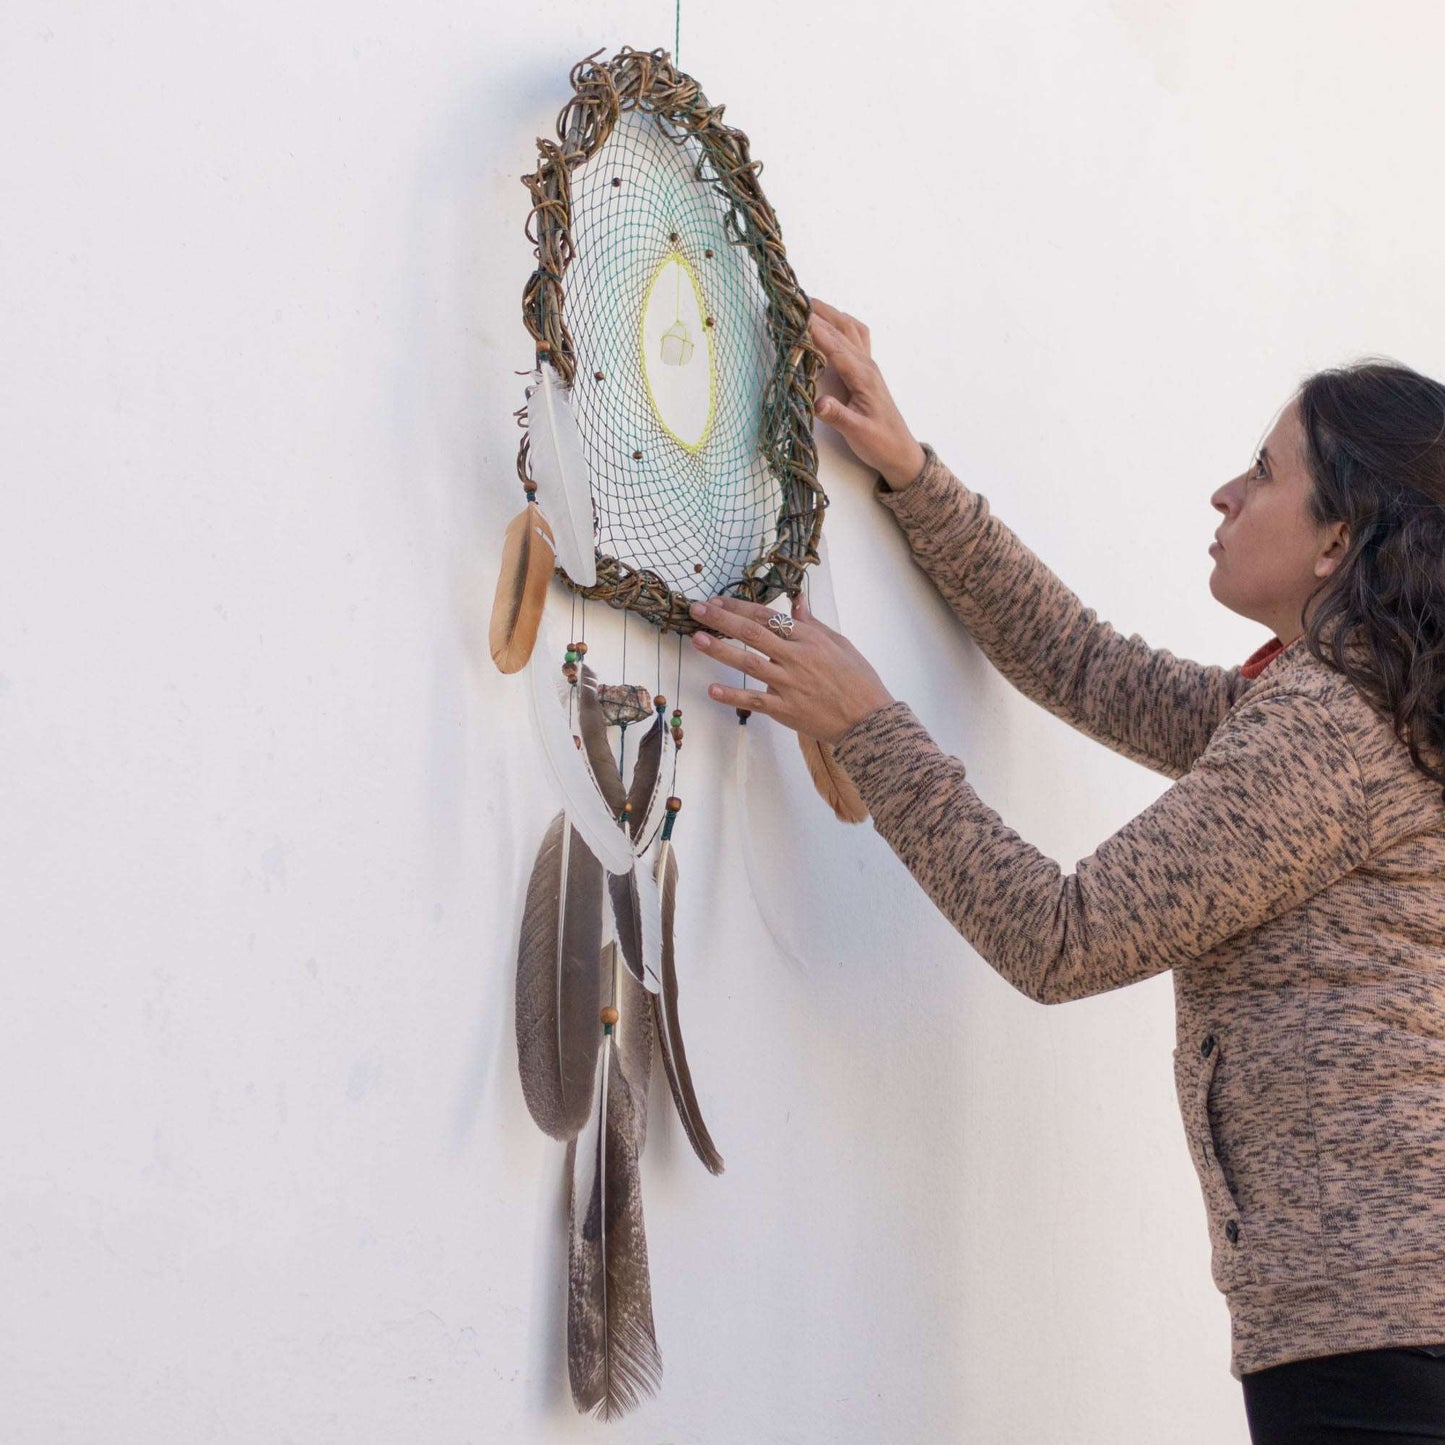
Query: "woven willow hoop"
517 45 826 636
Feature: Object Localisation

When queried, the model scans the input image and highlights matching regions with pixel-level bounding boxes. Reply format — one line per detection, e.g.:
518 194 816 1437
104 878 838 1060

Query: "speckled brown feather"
567 941 661 1420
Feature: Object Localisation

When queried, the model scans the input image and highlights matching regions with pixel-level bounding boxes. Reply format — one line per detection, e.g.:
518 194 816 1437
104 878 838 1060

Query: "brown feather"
566 1032 661 1419
489 503 556 674
577 662 628 818
514 812 605 1140
651 841 724 1174
797 732 869 824
623 715 664 843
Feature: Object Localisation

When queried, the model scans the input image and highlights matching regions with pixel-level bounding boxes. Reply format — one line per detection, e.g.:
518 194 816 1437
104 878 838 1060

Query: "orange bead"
600 1005 620 1026
666 796 682 812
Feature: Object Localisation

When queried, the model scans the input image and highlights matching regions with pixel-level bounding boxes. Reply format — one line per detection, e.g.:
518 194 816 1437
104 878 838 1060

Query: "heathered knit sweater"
830 444 1445 1378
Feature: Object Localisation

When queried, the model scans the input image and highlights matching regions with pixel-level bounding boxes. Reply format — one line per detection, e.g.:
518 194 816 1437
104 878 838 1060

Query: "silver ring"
765 611 796 639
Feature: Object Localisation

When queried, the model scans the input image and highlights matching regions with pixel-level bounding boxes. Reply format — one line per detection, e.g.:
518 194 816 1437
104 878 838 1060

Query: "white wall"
4 3 1442 1441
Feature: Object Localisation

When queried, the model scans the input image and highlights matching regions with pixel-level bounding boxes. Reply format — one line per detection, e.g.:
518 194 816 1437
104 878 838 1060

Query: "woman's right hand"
808 297 927 490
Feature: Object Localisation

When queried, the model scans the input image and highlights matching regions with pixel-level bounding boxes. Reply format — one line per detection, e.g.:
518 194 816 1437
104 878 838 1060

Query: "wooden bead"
705 316 715 327
654 694 667 709
594 370 605 381
704 248 714 258
672 727 684 742
574 640 588 655
666 796 682 812
612 177 622 187
669 231 680 244
600 1005 619 1026
632 450 644 460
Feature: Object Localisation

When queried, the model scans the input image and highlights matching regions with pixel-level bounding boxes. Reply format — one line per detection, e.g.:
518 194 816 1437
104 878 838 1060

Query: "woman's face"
1208 395 1350 643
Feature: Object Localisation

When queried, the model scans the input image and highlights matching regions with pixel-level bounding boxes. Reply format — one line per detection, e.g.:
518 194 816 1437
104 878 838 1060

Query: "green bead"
564 649 579 663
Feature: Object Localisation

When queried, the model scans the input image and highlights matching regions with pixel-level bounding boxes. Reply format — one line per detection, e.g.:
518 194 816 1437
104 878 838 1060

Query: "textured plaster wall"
3 2 1442 1441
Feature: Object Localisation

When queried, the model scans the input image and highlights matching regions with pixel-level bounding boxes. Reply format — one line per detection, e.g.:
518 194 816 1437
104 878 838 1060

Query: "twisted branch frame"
517 45 826 636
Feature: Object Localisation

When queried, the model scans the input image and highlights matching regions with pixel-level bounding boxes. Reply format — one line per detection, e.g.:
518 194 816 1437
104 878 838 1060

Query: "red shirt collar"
1240 633 1303 679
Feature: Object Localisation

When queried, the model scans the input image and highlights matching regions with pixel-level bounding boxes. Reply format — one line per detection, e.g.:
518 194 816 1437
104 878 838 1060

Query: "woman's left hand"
687 593 895 744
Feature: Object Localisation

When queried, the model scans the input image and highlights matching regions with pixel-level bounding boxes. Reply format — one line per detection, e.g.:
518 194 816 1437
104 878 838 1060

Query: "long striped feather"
567 942 661 1420
514 811 605 1139
652 839 723 1173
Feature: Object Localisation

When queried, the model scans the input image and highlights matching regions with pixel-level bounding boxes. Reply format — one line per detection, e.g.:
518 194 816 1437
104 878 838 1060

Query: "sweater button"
1201 1034 1216 1057
1225 1219 1239 1244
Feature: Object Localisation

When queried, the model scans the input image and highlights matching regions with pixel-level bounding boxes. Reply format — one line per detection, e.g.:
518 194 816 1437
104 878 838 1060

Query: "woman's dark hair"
1296 357 1445 799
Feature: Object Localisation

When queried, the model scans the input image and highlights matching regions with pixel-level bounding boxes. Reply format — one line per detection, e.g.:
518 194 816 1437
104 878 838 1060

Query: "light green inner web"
566 108 778 602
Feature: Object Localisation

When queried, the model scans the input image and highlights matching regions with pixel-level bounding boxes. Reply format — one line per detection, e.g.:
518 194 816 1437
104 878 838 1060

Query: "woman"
686 298 1445 1444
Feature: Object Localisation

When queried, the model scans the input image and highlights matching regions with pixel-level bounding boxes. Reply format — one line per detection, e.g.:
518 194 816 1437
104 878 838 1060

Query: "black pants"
1243 1343 1445 1443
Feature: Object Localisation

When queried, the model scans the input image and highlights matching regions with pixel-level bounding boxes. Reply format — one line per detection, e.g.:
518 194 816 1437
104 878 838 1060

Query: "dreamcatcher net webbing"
565 108 779 604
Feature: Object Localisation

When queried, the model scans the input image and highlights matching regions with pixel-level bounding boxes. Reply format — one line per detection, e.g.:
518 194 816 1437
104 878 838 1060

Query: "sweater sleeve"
876 445 1251 779
829 694 1370 1004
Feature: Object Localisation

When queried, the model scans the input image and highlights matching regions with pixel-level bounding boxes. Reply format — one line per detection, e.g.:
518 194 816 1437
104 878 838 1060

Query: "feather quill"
514 811 605 1139
489 503 556 674
526 362 597 587
567 942 661 1420
526 625 635 876
652 840 724 1173
797 732 869 824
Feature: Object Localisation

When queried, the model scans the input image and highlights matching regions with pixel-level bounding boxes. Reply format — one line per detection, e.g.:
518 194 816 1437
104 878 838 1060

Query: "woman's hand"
687 592 895 744
809 297 926 490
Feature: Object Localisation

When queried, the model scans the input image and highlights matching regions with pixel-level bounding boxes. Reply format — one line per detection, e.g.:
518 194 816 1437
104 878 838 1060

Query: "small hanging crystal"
659 319 694 367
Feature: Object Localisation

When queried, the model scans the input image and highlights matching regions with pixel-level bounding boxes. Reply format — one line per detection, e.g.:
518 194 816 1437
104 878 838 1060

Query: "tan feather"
489 503 556 674
797 732 869 824
651 841 724 1174
515 812 606 1139
566 976 661 1420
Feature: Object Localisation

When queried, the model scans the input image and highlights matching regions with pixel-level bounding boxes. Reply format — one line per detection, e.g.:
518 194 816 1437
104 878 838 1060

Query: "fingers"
705 680 778 713
690 628 786 686
689 595 814 659
809 298 871 350
809 314 875 392
815 394 865 435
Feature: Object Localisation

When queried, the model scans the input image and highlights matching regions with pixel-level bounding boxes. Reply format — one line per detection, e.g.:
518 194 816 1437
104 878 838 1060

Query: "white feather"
635 853 663 995
527 362 598 587
527 621 636 875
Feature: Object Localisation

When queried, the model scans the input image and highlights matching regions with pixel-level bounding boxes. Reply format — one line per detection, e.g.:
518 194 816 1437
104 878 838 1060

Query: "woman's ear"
1315 521 1351 578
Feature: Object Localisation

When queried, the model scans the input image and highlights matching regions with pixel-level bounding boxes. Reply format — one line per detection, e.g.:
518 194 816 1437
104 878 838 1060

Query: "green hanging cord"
674 0 681 67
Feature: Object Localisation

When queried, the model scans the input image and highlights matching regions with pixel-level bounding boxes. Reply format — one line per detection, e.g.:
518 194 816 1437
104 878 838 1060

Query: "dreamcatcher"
488 44 864 1420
